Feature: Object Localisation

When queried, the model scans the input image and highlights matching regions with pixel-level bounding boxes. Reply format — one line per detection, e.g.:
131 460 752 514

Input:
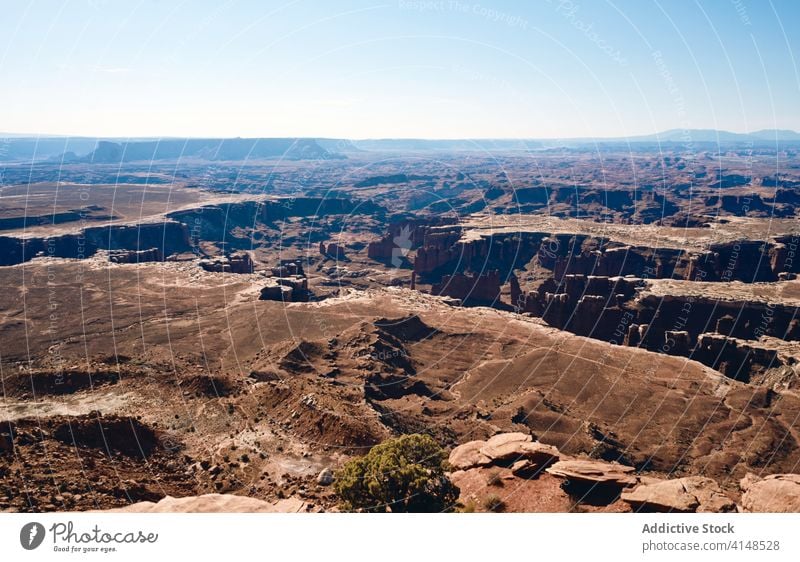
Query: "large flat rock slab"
621 476 735 513
546 459 637 487
449 440 493 470
450 433 560 471
740 473 800 512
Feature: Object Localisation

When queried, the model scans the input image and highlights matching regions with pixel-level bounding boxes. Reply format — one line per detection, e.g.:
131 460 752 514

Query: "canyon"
2 144 800 513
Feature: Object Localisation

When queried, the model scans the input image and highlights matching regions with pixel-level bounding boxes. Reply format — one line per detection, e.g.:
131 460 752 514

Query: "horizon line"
2 127 799 142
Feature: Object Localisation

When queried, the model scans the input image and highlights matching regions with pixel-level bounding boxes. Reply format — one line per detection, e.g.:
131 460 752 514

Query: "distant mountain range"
1 129 798 162
0 137 339 163
82 138 338 163
619 128 800 143
350 139 545 152
349 129 800 151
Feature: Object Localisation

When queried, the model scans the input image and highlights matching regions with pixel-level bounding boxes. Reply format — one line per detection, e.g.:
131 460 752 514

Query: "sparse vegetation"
334 433 460 512
483 494 506 512
487 470 505 487
458 499 477 513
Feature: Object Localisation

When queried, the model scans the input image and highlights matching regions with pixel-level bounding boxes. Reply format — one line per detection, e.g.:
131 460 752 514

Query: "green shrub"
334 434 460 512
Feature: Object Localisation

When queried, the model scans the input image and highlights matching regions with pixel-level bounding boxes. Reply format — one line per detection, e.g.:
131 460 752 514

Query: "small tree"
334 434 460 512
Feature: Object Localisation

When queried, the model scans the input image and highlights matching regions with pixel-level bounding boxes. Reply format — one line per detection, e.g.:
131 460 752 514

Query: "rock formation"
448 440 493 470
431 270 502 305
259 283 294 302
545 459 638 487
199 251 254 273
320 241 346 260
739 473 800 512
449 433 560 476
271 259 305 277
621 476 736 512
108 248 163 263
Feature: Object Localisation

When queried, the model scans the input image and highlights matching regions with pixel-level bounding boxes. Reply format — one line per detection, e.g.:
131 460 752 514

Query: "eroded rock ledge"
448 433 800 513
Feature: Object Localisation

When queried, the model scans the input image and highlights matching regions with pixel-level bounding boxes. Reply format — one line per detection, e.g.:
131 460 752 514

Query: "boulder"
448 440 492 470
480 438 559 467
317 468 334 486
621 476 735 513
739 473 800 512
546 459 637 487
478 432 531 461
450 434 560 473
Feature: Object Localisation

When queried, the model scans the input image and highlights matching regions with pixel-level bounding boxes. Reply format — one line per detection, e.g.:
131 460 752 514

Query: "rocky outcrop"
417 448 646 508
271 260 305 277
228 252 254 273
448 433 559 474
199 251 254 273
448 440 493 470
545 459 638 487
275 275 308 292
739 473 800 512
481 436 560 469
694 333 781 382
367 236 395 261
705 194 772 215
0 194 386 267
412 227 800 289
108 248 163 264
413 228 465 274
431 270 502 305
0 195 387 267
621 476 736 512
259 283 294 302
505 185 674 220
320 241 346 260
414 230 542 278
263 259 311 301
0 220 191 266
545 459 639 505
171 198 381 250
367 220 439 262
664 330 691 356
518 270 798 382
369 226 413 262
478 432 532 461
533 275 643 339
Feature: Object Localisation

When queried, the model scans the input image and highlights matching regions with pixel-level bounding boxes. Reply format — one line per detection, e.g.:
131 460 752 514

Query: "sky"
1 0 798 139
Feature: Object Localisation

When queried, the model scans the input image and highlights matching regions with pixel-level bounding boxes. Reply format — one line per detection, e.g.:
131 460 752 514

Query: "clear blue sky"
1 0 798 138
